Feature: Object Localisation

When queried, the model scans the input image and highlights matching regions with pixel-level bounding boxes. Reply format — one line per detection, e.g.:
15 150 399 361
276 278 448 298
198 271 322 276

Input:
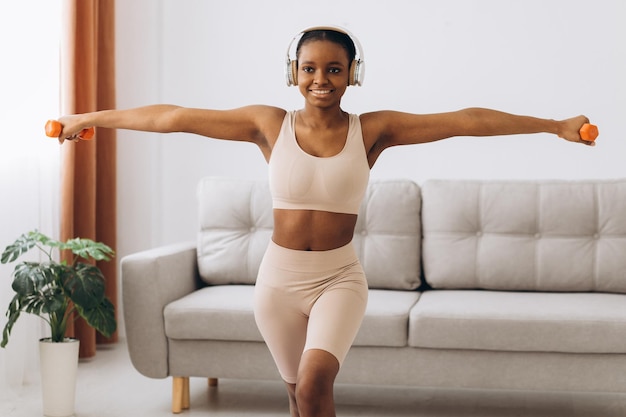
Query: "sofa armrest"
121 241 199 378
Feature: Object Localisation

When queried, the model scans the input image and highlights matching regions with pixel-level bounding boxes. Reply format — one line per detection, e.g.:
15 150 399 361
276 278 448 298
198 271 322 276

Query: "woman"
57 27 594 417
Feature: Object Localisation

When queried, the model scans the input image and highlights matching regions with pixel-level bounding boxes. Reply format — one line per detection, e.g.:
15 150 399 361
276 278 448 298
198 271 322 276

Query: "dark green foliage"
1 230 116 346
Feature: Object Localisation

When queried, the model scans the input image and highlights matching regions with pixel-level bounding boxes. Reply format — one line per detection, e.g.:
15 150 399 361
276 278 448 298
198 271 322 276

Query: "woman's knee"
296 373 332 399
295 349 339 403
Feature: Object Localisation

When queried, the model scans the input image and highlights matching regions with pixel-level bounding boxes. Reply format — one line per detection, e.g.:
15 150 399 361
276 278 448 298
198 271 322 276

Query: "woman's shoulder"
240 105 288 148
357 110 395 122
242 104 287 121
356 111 403 154
357 110 391 135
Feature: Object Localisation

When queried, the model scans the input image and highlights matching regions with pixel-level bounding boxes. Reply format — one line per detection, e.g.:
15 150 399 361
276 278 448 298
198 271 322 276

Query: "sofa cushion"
164 285 419 348
353 180 422 290
196 177 422 290
409 290 626 353
421 179 626 293
165 285 263 342
197 178 274 286
353 289 421 347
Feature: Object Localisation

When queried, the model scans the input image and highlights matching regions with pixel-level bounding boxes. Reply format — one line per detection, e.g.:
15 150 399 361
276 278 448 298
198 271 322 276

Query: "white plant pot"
39 338 80 417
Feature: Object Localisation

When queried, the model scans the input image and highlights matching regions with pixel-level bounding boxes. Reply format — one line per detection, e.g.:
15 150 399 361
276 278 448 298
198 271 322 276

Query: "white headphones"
285 26 365 87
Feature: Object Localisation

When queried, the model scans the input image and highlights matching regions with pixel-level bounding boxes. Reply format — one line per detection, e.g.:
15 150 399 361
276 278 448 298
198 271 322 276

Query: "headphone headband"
285 25 365 87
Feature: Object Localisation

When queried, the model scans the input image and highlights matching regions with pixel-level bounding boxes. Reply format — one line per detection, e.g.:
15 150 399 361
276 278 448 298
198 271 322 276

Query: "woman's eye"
302 67 314 73
329 68 341 74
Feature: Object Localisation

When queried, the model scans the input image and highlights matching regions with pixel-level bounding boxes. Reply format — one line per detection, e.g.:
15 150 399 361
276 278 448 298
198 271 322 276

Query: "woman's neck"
298 105 347 129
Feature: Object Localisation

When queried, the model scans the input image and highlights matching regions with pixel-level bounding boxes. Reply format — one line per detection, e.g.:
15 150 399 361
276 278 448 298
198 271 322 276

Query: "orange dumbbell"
579 123 598 142
45 120 95 140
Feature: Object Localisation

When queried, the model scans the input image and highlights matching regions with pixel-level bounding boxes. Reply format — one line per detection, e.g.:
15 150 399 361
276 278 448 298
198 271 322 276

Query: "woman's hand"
55 114 90 144
559 115 596 146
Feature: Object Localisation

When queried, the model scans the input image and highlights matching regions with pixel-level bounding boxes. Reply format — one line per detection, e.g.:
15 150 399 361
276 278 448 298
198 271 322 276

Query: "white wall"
116 0 626 259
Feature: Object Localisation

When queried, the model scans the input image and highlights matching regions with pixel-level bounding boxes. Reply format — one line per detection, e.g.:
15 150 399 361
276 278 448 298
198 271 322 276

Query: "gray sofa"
121 177 626 413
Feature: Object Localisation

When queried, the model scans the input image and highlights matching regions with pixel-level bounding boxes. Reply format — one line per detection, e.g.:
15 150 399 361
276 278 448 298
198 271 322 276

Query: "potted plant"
1 230 116 417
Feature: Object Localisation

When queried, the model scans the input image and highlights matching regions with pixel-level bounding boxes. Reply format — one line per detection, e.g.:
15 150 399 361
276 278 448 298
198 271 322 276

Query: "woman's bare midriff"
272 209 358 251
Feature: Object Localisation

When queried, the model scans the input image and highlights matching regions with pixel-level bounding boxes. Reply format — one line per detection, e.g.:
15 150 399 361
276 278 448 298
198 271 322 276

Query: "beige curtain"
60 0 117 358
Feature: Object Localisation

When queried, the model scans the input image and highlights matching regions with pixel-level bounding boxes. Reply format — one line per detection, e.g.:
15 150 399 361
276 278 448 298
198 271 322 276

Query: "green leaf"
1 295 22 348
1 232 38 264
64 262 106 309
9 273 67 324
12 262 60 295
1 230 65 265
62 238 114 262
75 297 116 338
41 290 66 315
11 267 37 296
33 231 63 249
22 294 48 317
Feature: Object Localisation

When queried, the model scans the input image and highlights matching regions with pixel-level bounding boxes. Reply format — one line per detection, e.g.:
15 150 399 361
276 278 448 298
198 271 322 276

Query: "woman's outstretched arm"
56 104 285 147
363 108 594 165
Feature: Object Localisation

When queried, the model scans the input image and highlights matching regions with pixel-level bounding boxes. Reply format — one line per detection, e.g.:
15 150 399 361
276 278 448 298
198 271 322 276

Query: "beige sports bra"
268 111 370 215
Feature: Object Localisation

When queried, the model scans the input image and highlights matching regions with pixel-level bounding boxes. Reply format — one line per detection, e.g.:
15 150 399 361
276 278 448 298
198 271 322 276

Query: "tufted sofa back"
421 179 626 293
196 177 422 290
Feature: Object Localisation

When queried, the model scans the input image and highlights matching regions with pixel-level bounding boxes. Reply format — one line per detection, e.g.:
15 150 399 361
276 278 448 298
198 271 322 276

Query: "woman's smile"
309 88 334 97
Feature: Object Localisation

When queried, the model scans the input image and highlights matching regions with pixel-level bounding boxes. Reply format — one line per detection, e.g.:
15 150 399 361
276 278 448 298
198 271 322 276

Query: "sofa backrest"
421 179 626 293
196 177 422 290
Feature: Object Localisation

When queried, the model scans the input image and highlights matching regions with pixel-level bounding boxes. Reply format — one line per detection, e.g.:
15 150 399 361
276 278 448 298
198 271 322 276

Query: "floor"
2 340 625 417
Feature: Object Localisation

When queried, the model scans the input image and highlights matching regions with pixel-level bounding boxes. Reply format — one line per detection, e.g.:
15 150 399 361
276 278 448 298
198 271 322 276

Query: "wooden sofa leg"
182 377 190 410
172 377 190 413
208 377 218 387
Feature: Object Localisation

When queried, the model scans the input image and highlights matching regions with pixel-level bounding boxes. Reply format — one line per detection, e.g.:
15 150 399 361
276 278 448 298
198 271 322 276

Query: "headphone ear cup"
348 60 356 86
291 60 298 85
285 59 297 86
288 60 298 86
351 60 364 86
